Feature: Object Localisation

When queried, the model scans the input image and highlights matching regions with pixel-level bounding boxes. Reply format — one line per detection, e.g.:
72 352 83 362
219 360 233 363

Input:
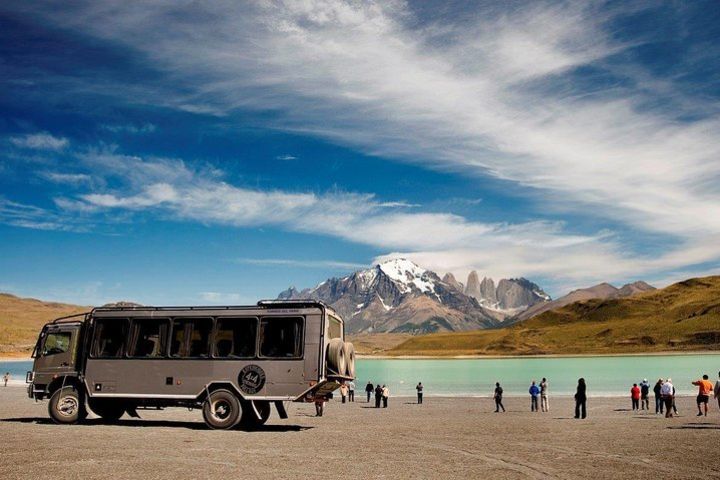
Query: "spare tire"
342 342 356 378
326 338 346 376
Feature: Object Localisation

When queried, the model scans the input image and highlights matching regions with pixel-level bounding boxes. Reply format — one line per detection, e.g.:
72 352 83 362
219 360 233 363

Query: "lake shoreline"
358 349 720 359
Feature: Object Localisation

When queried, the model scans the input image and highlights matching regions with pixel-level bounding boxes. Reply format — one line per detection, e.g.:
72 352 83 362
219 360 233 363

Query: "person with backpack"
640 379 650 410
653 379 664 414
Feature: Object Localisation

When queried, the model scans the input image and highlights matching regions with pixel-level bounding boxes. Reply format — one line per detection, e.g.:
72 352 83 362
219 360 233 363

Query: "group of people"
364 381 390 408
339 381 355 403
495 377 587 418
634 372 720 418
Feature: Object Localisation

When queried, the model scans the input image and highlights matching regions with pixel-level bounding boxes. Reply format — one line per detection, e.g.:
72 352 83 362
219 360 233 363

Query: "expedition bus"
26 300 355 429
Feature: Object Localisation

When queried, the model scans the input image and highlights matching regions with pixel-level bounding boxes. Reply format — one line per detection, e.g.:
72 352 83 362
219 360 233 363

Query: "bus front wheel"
202 390 241 429
48 386 86 424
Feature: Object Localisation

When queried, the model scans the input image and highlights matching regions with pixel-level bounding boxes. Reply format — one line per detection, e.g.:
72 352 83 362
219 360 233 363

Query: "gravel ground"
1 386 719 480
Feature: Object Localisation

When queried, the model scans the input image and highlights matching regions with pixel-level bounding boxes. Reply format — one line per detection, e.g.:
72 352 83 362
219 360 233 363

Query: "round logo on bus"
238 365 266 394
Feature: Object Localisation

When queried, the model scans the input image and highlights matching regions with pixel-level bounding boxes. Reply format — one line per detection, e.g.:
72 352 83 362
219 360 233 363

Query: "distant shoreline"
357 350 720 360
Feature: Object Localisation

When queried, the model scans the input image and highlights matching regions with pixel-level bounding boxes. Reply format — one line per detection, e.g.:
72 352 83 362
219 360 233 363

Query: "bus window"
92 319 128 358
214 317 257 358
259 317 303 358
42 332 71 356
328 315 342 339
170 318 212 358
128 319 169 358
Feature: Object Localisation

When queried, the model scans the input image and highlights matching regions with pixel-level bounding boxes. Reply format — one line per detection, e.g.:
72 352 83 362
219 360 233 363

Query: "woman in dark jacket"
574 378 587 419
374 384 383 408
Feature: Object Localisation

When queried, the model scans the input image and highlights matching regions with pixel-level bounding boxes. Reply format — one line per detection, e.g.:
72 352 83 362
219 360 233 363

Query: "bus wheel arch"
48 384 87 424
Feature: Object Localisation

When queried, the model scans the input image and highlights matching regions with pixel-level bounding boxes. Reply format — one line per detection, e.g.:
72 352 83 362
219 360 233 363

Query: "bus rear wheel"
202 390 241 430
88 399 126 422
48 386 86 424
238 400 271 429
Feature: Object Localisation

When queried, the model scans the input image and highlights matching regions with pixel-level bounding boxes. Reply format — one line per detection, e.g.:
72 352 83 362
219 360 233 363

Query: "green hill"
0 293 88 356
389 276 720 356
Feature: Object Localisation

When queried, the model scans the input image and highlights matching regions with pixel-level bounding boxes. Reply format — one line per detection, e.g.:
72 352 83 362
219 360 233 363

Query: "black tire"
88 399 126 422
202 389 241 430
239 400 271 429
48 386 85 425
326 338 346 376
342 342 356 378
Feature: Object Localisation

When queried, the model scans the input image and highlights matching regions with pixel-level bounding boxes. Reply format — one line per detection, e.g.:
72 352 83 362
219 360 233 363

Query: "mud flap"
126 406 141 419
274 401 288 419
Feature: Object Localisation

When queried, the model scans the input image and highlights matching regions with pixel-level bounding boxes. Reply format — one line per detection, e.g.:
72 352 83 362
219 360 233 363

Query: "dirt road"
1 387 718 479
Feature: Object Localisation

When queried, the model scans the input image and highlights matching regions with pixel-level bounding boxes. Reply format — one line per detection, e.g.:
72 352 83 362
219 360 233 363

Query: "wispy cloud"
199 291 245 303
235 258 367 271
9 132 68 151
275 154 297 161
100 123 156 134
40 172 94 185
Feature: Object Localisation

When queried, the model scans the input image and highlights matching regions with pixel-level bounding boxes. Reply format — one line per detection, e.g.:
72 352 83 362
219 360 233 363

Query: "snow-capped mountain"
277 259 551 334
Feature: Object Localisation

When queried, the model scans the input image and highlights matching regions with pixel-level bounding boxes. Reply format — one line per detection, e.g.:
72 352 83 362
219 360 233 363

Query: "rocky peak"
479 277 497 304
464 271 481 299
442 273 464 292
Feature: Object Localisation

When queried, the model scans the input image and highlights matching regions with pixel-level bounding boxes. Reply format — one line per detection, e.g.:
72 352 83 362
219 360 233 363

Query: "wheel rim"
57 395 78 417
211 399 232 421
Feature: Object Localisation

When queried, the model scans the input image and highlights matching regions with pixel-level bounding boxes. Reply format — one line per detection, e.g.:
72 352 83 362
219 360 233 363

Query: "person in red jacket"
631 383 641 411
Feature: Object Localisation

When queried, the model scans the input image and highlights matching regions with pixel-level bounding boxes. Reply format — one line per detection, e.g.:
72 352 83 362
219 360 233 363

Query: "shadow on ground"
0 417 312 432
667 423 720 430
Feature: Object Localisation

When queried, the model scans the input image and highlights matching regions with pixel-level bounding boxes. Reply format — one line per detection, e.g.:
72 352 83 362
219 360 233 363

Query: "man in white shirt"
382 385 389 408
661 378 674 418
348 381 355 402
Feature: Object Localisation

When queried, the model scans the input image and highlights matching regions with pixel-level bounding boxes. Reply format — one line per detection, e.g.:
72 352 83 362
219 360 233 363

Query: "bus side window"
215 318 257 358
128 319 169 358
92 319 128 358
170 318 212 358
259 317 304 358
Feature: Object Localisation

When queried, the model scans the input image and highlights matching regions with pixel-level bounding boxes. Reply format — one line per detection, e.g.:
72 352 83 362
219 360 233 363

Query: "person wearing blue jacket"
529 380 540 412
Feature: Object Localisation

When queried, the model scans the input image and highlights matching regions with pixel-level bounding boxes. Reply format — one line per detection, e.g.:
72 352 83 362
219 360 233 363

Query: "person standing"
715 371 720 411
631 383 640 411
529 381 540 412
691 374 714 417
574 378 587 419
382 385 389 408
340 383 349 404
315 397 325 417
366 381 374 403
640 379 650 410
348 381 355 402
494 382 505 413
374 384 383 408
661 378 674 418
416 382 423 404
540 378 549 412
2 372 9 387
653 379 664 414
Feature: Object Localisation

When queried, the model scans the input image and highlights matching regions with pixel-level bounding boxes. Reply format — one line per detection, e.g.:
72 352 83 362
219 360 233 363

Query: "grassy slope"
389 276 720 356
0 293 89 355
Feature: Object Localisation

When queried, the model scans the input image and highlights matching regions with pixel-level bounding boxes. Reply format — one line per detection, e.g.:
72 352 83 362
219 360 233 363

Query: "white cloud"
6 2 720 289
275 154 297 161
41 172 93 185
100 123 156 134
9 132 69 151
199 292 244 303
235 258 367 271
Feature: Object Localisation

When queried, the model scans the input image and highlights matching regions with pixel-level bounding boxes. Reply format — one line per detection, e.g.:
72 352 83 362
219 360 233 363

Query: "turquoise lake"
3 354 718 396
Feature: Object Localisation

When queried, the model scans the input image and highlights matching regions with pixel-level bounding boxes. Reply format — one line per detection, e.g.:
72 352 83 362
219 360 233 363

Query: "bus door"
33 324 81 376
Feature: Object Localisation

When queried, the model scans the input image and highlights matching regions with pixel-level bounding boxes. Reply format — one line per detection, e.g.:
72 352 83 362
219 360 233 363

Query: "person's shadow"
0 417 312 432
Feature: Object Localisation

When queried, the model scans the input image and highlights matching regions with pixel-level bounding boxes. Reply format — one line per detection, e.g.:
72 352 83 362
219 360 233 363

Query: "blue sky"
1 1 719 305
